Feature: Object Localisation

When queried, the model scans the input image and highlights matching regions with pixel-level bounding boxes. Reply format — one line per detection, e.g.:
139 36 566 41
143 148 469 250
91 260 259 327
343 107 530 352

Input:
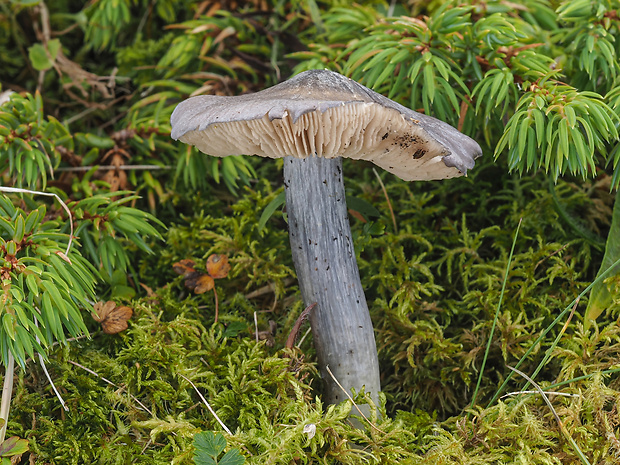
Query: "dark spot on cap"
394 134 421 149
413 148 426 159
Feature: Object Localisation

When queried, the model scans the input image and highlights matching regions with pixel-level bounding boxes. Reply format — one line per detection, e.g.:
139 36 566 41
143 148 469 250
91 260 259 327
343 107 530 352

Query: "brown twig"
243 278 295 300
213 287 219 324
285 303 316 350
534 243 570 272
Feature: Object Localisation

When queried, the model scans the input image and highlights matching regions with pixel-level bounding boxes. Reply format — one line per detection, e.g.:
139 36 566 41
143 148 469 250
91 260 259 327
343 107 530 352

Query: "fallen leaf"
185 273 214 294
174 256 229 295
92 300 133 334
139 282 156 297
257 320 277 347
206 254 231 279
173 259 197 277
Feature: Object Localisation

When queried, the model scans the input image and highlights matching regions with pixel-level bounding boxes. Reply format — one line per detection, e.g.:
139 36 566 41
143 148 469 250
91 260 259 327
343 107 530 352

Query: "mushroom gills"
179 103 459 181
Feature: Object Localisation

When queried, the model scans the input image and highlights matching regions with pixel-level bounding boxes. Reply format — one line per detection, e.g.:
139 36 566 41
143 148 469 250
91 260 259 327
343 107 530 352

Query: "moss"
5 159 619 463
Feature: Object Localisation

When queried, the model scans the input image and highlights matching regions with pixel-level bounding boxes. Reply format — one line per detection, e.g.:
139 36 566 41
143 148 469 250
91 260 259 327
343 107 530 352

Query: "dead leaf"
101 152 128 192
174 256 230 295
92 300 133 334
139 283 156 297
257 320 277 347
185 273 214 294
206 254 230 279
54 251 72 264
173 259 197 277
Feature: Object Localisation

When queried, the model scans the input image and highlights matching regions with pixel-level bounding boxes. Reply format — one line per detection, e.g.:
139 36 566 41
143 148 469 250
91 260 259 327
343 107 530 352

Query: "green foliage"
495 81 618 181
556 0 620 92
193 431 245 465
2 0 620 463
585 189 620 325
0 92 64 190
0 91 164 368
4 178 617 463
297 0 620 189
0 434 28 465
28 38 61 72
0 198 97 367
345 6 473 126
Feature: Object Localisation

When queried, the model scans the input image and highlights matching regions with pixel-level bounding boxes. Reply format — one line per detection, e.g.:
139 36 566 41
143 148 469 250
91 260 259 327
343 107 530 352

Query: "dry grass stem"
507 365 591 465
372 168 397 233
178 373 232 435
501 390 579 399
254 311 259 343
0 354 14 444
325 365 386 434
39 353 68 412
55 165 172 172
296 327 312 348
68 360 153 416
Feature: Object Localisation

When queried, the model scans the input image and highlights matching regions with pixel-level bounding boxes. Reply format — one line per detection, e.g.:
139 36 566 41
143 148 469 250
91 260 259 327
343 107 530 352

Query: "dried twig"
213 287 219 324
285 303 316 350
243 278 294 300
534 243 570 271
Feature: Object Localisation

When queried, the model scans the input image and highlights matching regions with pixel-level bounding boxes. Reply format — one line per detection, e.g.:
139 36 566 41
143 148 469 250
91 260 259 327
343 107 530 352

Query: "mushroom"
170 69 482 411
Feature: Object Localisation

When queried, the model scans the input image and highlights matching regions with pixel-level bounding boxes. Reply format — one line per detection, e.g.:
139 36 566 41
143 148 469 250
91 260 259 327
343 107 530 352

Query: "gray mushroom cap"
170 69 482 181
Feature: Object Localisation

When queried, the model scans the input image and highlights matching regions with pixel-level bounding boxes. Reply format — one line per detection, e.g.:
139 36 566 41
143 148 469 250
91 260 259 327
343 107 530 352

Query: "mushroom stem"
283 156 381 409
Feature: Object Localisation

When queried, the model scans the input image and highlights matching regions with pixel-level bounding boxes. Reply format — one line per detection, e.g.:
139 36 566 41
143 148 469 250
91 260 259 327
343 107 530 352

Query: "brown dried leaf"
185 274 214 294
173 259 196 277
257 331 275 347
139 283 156 297
91 301 115 322
206 254 230 279
92 301 133 334
213 26 237 46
